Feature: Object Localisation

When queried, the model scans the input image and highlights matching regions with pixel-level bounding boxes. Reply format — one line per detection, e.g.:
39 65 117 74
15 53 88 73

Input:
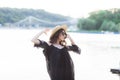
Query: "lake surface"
0 29 120 80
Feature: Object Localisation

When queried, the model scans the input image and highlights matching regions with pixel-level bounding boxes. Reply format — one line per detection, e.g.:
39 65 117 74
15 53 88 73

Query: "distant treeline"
0 7 71 25
77 8 120 32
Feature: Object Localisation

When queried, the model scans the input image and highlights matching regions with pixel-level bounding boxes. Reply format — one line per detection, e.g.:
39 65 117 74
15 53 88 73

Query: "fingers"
44 28 50 32
44 28 51 35
66 34 70 38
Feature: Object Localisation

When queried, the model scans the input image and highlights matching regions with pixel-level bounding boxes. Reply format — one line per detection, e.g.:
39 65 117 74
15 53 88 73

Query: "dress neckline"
52 44 64 50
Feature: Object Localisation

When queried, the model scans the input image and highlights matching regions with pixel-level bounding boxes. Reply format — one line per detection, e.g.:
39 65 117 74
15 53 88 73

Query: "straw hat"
50 24 68 38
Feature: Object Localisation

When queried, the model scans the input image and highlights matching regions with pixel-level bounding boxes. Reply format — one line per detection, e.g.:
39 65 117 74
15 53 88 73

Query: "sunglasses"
61 31 67 38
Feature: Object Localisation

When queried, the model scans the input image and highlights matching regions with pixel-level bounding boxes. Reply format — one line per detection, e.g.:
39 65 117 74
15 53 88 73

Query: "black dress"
34 39 81 80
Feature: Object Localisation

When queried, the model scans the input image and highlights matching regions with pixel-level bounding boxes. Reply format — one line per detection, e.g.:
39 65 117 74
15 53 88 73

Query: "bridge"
13 16 78 28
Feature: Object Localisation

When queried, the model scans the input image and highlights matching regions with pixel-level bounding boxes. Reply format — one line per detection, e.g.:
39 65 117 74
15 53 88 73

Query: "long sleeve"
67 44 81 54
34 39 49 49
34 39 50 60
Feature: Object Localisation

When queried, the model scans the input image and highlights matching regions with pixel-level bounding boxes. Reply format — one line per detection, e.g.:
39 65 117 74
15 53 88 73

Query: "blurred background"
0 0 120 80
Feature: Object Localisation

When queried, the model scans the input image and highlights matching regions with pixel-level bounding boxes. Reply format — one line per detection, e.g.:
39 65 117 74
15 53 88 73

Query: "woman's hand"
66 34 75 45
43 28 50 35
66 34 70 39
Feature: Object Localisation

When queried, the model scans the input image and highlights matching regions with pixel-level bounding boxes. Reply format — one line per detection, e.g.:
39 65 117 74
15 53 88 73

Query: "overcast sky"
0 0 120 18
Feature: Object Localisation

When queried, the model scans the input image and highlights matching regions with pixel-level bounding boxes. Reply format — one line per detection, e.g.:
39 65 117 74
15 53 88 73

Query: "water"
0 29 120 80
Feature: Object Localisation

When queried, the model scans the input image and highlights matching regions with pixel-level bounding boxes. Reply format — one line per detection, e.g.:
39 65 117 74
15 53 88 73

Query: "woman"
31 25 81 80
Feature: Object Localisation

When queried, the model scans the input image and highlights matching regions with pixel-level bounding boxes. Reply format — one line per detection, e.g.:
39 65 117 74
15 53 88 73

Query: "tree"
100 20 116 32
77 18 96 30
116 23 120 32
77 8 120 32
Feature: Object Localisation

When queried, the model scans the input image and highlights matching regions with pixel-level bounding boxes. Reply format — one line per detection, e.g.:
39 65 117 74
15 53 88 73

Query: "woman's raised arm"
31 29 50 44
66 34 81 54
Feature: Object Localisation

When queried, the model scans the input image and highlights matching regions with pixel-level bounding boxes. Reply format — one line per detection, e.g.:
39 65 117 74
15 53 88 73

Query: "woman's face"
58 30 67 41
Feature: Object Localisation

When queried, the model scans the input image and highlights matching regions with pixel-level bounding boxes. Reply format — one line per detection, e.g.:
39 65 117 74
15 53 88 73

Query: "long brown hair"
49 29 67 46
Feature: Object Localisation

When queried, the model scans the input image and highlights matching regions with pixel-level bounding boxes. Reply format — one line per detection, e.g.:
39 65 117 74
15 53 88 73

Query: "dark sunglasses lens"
64 35 67 38
62 32 66 35
64 33 67 37
62 32 67 38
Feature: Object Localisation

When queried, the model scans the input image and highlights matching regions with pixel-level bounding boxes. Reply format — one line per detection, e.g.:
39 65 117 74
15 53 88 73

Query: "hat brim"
50 25 67 38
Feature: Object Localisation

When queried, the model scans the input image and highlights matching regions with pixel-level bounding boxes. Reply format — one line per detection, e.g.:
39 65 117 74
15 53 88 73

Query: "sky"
0 0 120 18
